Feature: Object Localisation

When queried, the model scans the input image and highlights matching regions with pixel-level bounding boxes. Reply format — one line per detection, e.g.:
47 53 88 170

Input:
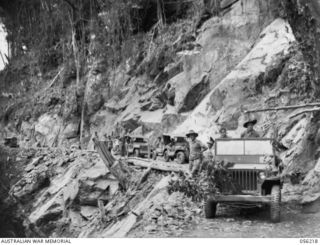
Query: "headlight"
259 172 266 180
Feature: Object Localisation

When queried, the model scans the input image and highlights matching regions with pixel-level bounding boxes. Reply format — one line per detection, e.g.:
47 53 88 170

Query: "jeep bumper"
212 195 271 204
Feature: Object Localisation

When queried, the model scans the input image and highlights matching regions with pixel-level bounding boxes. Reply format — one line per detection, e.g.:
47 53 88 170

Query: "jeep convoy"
122 134 190 164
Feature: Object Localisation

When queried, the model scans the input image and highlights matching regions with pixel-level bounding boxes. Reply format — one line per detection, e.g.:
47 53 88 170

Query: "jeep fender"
261 178 282 195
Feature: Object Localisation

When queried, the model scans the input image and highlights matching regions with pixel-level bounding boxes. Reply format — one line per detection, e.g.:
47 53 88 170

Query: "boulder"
10 164 50 202
29 190 64 225
35 114 63 147
80 206 99 220
302 197 320 213
63 120 80 139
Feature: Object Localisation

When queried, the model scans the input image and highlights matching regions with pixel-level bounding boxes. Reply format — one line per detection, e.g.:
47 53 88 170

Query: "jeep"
153 134 189 164
204 138 282 223
126 136 150 158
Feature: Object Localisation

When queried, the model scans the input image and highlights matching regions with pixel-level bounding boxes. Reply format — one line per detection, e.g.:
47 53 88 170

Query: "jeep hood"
227 163 268 171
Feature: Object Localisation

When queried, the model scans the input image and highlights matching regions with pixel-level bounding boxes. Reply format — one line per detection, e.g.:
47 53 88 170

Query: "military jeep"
204 138 283 223
126 136 150 158
153 134 189 164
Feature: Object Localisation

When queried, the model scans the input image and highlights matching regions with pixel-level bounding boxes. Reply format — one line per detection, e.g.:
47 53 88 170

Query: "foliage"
168 162 242 203
0 0 195 75
279 0 320 97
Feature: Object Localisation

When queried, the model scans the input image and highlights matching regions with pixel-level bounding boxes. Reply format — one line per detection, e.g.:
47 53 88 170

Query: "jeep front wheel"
270 185 281 223
152 151 157 160
134 149 140 158
176 151 186 164
164 151 170 162
204 198 217 219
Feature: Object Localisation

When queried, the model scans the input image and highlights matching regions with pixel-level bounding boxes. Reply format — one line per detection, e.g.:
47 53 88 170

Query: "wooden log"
289 107 320 119
127 157 189 173
137 166 152 187
245 103 320 113
44 67 64 91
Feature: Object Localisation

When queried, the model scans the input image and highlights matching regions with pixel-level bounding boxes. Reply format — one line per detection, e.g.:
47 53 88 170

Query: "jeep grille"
140 145 148 152
231 170 258 191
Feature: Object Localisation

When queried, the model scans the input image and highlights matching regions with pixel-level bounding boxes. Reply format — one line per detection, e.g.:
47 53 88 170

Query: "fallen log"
289 107 320 119
245 103 320 113
44 67 64 90
127 157 189 173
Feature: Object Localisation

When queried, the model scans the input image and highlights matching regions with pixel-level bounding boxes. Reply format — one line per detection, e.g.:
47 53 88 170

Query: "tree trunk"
94 140 136 190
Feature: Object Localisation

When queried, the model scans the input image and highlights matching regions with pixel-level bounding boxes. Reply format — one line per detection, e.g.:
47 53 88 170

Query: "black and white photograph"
0 0 320 241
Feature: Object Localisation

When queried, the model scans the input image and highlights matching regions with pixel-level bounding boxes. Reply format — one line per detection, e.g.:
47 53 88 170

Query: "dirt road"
129 204 320 238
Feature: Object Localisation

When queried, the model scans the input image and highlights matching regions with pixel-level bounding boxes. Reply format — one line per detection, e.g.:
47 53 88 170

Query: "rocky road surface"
129 203 320 238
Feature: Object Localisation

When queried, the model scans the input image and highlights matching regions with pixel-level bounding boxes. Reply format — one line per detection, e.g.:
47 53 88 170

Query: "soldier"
93 132 99 151
163 83 176 106
186 130 208 177
241 119 260 138
155 136 162 148
213 0 221 16
105 134 113 152
201 137 215 173
219 127 230 139
94 131 99 140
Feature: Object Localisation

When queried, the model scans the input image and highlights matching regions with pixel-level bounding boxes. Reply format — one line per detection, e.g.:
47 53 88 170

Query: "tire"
176 151 186 164
164 151 170 162
153 151 157 160
270 185 281 223
134 149 140 158
204 198 217 219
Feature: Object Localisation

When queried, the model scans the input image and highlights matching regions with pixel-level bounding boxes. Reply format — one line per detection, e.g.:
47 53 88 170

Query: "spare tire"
176 151 186 164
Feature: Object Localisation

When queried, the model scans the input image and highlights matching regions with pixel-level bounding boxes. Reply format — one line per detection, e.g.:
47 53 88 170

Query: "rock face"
8 148 119 236
34 114 63 147
69 0 281 144
174 18 296 141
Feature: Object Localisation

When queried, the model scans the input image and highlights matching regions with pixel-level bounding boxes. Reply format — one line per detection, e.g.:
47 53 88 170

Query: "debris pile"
135 192 202 236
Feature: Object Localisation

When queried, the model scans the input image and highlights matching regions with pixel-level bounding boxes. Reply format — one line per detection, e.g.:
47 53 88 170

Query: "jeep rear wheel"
270 185 281 223
164 151 170 162
176 151 186 164
204 198 217 219
134 149 140 157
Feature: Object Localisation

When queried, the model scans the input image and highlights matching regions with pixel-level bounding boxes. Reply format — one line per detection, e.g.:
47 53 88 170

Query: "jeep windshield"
174 137 186 143
133 137 147 143
215 139 274 165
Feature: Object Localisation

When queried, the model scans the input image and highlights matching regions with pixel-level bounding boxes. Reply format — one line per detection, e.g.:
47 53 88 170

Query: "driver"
241 119 260 138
